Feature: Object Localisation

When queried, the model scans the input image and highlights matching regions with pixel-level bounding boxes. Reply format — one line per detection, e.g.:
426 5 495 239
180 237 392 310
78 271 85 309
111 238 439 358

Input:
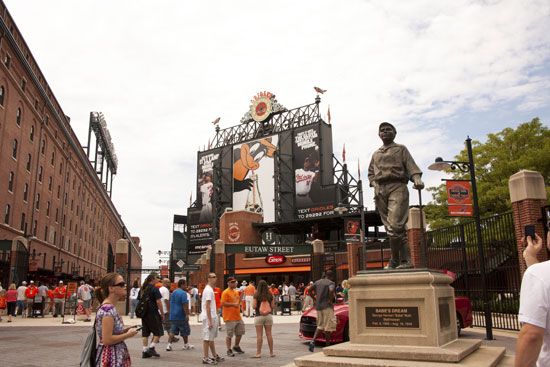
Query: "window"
48 176 52 191
16 108 21 126
12 139 18 159
26 154 31 171
32 220 37 236
51 150 55 165
44 225 48 242
21 79 26 91
35 194 40 210
57 185 60 199
8 172 14 192
4 204 10 224
34 99 38 109
59 162 63 175
41 139 46 154
30 125 34 141
0 85 4 106
46 201 50 216
20 212 26 232
55 208 59 222
38 166 43 182
3 55 10 68
23 183 29 202
44 115 49 126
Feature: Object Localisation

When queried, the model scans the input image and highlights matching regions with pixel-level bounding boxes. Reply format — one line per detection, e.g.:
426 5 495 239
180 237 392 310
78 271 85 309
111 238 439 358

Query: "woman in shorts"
252 280 275 358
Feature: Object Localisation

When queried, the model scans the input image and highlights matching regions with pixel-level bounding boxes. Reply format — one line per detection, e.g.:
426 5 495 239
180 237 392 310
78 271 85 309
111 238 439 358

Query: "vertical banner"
446 180 473 217
344 218 361 242
293 125 335 219
188 149 221 255
232 135 278 222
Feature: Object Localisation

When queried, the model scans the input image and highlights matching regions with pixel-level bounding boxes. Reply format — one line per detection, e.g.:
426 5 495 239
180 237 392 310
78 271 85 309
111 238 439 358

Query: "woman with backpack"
252 280 275 358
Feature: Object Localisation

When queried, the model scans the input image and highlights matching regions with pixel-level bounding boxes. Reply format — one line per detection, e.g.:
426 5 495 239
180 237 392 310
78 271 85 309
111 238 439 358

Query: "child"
0 289 7 322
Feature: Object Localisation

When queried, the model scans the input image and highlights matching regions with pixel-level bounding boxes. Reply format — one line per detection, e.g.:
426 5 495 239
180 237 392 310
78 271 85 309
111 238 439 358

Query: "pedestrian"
287 282 297 311
46 285 55 316
201 273 224 365
516 232 550 366
302 281 314 311
190 285 199 316
269 284 280 315
5 283 17 322
0 289 6 322
308 270 336 352
139 272 164 359
214 286 223 330
341 279 350 302
129 280 140 319
95 272 139 367
25 280 38 317
38 281 48 317
53 281 66 317
244 281 256 317
221 277 245 357
252 279 275 358
166 279 194 352
159 278 171 337
15 281 27 317
78 280 94 321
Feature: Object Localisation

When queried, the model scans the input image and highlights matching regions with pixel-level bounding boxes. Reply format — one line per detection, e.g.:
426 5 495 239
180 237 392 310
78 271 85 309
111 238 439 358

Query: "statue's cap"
379 122 396 132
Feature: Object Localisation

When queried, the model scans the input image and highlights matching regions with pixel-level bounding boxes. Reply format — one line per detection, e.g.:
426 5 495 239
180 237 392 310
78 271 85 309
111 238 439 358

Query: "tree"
425 118 550 229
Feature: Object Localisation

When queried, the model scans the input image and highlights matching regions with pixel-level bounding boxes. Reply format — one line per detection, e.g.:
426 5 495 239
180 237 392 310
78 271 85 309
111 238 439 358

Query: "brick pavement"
0 314 517 367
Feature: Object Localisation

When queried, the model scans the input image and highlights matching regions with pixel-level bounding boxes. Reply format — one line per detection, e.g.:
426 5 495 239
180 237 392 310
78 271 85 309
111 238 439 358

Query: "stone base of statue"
282 270 513 367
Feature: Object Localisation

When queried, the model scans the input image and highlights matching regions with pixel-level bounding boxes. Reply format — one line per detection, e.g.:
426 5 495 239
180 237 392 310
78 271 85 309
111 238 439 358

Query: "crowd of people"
0 279 95 322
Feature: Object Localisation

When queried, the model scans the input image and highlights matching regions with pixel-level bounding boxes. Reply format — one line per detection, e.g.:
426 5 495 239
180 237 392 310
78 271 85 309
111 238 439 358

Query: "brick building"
0 1 141 286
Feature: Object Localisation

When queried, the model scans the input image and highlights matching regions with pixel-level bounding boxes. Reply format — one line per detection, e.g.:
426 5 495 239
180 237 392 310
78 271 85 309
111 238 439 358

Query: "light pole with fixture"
428 136 493 340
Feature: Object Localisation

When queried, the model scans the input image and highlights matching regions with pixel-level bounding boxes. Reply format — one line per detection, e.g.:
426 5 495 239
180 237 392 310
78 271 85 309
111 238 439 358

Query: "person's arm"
101 316 138 345
515 323 545 367
156 298 164 318
206 299 213 328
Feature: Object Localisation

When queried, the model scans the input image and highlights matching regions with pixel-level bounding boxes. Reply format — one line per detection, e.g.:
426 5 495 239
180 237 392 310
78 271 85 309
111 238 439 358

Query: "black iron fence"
426 212 520 331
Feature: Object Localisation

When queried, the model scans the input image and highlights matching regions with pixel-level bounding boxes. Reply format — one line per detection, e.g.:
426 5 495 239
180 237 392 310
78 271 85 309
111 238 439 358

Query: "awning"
233 266 310 274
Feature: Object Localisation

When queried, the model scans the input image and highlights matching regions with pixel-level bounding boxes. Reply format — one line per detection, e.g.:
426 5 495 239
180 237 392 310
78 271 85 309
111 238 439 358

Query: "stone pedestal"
286 270 512 367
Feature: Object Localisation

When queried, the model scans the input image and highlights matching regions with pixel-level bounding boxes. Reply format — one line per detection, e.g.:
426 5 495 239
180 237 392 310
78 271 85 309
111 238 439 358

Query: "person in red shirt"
25 281 38 317
5 283 18 322
46 286 55 316
53 280 67 317
214 286 223 330
269 284 280 315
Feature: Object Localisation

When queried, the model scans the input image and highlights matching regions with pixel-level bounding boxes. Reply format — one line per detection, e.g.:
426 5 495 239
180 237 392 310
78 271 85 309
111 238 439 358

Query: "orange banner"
446 180 473 217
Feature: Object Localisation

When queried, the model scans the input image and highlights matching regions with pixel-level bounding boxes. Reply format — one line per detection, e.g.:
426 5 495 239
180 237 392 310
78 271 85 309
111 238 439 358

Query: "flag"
189 192 192 207
358 159 361 180
208 138 211 149
327 105 331 124
342 144 346 163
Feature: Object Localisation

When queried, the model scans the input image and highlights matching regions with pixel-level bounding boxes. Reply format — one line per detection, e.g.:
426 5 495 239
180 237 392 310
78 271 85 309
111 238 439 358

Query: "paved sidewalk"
0 314 517 367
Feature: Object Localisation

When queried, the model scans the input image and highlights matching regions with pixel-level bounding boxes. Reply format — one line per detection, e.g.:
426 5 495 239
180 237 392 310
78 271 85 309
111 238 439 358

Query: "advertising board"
232 135 278 222
293 125 335 219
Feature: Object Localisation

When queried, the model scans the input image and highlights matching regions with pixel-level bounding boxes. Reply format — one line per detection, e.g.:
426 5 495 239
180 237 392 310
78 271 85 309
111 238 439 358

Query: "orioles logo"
228 222 240 242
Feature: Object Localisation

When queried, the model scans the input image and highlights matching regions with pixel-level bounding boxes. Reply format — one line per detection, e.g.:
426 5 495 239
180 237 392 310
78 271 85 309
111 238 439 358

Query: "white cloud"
5 0 549 266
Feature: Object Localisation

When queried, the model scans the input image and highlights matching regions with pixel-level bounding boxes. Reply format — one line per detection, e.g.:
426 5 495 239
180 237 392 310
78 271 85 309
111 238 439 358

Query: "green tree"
426 118 550 229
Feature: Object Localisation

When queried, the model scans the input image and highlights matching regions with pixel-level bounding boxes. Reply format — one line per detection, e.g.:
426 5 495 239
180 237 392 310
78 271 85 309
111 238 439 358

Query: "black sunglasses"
113 282 126 288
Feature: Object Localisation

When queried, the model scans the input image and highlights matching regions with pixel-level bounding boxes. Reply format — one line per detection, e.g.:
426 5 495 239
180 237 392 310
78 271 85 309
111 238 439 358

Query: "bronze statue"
368 122 424 269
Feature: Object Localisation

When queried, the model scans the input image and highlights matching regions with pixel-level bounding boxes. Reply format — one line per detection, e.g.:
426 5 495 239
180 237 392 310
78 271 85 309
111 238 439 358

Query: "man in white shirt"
199 174 214 222
159 278 171 336
295 155 320 208
516 232 550 367
16 281 27 317
201 273 224 365
77 281 93 322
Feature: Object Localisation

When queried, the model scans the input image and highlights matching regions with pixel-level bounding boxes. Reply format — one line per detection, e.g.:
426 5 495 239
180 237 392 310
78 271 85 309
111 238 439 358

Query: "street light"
428 136 493 340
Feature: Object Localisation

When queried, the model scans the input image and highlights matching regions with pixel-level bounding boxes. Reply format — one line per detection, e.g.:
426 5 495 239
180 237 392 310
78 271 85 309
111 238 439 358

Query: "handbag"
135 288 150 318
79 316 97 367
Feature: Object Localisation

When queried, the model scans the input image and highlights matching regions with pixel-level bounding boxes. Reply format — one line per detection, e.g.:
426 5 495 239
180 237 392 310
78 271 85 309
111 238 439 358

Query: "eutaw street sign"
225 245 311 255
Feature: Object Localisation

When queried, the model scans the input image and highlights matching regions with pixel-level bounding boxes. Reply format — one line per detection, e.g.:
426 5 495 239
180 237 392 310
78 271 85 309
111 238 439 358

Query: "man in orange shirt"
243 281 256 317
221 277 245 357
25 281 38 317
53 280 67 317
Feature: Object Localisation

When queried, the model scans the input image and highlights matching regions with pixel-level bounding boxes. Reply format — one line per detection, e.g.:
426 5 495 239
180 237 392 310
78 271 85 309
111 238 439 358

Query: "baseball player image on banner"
232 136 278 222
197 150 220 223
293 125 335 219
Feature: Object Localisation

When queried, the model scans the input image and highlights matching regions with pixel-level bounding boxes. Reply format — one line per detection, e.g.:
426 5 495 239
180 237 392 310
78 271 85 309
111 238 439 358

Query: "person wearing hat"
221 277 245 357
368 122 424 269
53 281 67 317
25 281 38 317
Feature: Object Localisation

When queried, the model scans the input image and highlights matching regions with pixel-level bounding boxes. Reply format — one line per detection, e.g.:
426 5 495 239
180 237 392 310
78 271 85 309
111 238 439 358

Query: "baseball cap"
379 121 396 132
22 281 27 285
242 280 247 285
30 280 34 284
227 277 237 283
59 280 64 284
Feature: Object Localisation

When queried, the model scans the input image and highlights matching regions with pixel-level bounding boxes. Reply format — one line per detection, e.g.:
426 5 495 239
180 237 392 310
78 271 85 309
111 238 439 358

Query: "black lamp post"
428 136 493 340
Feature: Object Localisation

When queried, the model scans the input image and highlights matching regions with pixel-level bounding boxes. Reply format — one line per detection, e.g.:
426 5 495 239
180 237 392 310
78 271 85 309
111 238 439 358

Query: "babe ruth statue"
368 122 424 269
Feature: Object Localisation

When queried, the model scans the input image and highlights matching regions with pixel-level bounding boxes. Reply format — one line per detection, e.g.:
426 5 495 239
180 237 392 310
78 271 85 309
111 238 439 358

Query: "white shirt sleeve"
519 268 549 329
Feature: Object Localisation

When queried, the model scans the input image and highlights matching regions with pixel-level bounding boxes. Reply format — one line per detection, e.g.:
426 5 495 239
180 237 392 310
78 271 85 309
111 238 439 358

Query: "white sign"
177 260 185 268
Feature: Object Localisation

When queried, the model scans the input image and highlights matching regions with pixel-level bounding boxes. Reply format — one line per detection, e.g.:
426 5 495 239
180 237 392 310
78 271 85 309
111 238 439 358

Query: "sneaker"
149 347 160 357
142 350 152 359
166 345 172 351
183 344 195 350
227 349 235 357
308 341 314 352
214 355 225 362
233 346 245 354
202 357 217 365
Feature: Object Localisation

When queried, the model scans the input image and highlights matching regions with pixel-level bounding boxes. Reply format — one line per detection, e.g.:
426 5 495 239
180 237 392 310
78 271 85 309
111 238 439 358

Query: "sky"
5 0 550 268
